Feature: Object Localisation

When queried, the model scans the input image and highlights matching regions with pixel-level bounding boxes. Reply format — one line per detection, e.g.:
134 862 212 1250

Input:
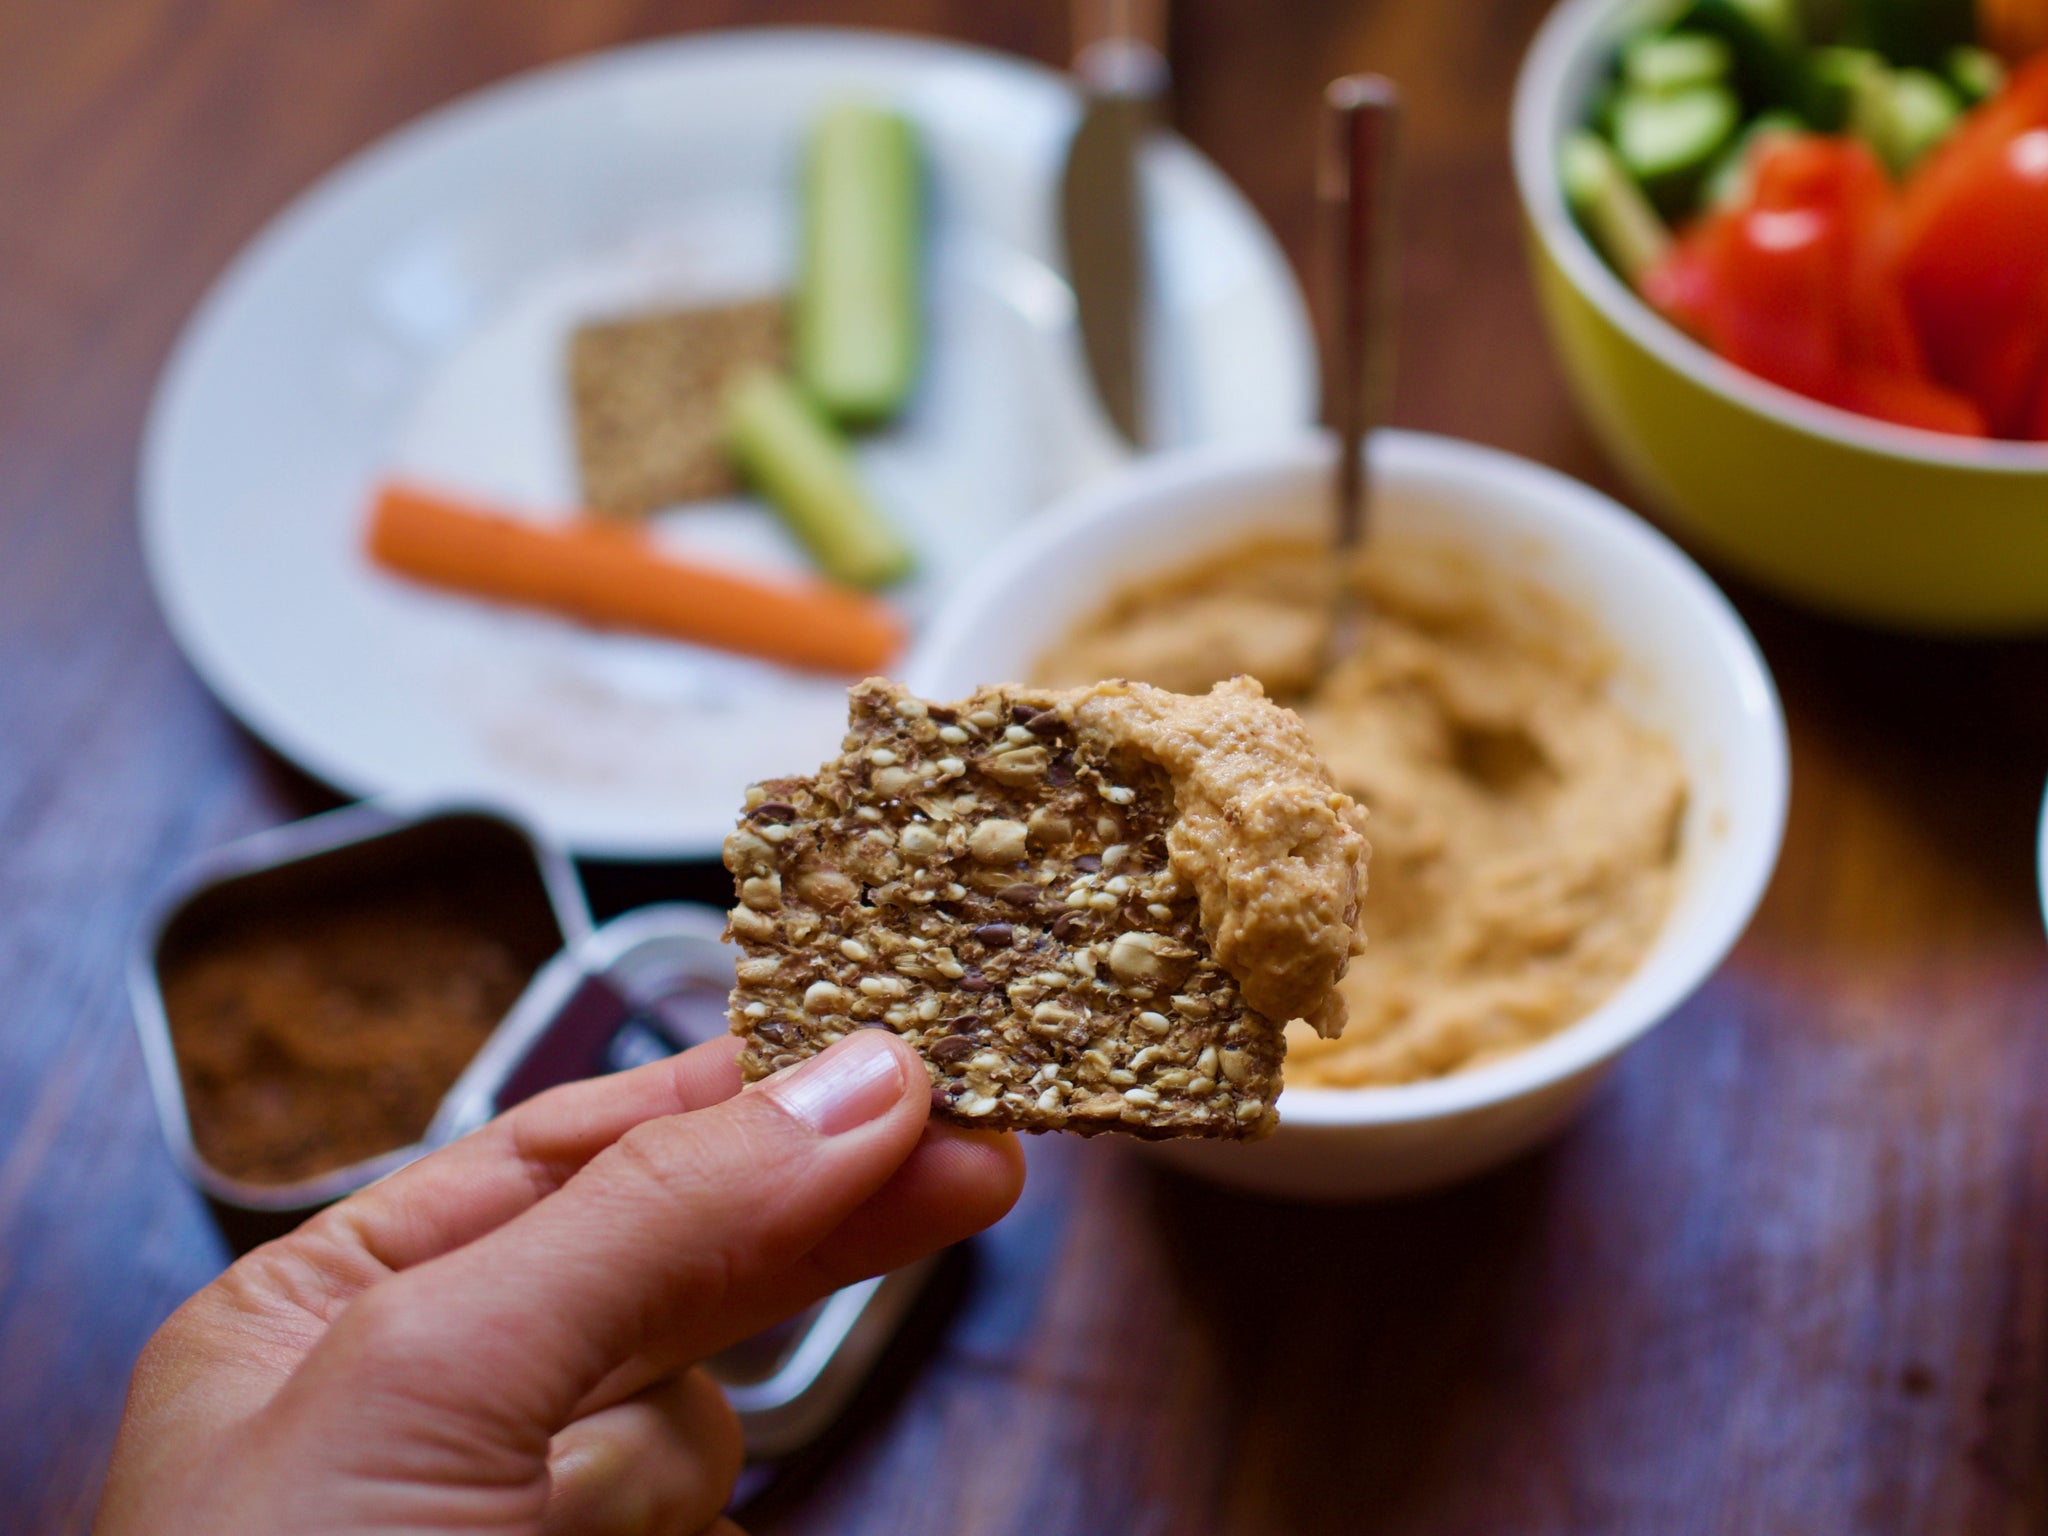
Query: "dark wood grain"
5 1 2048 1531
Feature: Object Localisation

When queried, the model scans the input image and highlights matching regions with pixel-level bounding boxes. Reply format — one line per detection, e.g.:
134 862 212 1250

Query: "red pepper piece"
1833 370 1990 435
1897 57 2048 437
1645 136 1933 412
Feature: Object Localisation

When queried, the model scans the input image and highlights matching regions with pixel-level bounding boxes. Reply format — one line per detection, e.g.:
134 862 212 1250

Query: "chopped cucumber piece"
1802 44 1885 128
725 367 913 589
1870 67 1963 172
1613 84 1743 209
1945 45 2005 105
1682 0 1806 107
796 103 923 427
1562 129 1674 285
1703 109 1805 207
1623 31 1736 93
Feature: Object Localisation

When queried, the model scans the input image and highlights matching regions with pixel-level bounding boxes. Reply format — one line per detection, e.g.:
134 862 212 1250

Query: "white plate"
141 29 1315 859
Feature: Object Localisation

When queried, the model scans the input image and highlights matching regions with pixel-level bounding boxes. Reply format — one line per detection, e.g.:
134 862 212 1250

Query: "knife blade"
1059 1 1169 448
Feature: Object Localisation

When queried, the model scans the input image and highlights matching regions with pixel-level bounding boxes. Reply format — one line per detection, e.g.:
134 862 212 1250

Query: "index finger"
309 1035 746 1279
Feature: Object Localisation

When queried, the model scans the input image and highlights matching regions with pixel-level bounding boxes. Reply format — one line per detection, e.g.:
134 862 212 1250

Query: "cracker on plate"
567 296 786 518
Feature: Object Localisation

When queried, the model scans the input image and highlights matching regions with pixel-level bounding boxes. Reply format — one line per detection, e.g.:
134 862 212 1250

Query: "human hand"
95 1030 1024 1535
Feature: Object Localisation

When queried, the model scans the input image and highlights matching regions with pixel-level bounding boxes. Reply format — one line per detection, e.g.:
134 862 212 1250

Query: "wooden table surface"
7 1 2048 1530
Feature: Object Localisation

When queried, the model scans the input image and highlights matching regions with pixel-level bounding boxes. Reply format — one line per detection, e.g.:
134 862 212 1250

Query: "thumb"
275 1030 931 1469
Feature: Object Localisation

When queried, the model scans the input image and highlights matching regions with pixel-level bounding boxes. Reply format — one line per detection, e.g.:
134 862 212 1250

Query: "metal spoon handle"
1320 74 1401 557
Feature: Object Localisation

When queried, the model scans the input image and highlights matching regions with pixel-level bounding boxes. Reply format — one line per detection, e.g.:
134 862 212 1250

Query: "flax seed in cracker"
567 296 786 518
721 678 1370 1141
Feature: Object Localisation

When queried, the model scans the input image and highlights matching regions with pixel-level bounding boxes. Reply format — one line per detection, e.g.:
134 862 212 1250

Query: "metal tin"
129 800 593 1214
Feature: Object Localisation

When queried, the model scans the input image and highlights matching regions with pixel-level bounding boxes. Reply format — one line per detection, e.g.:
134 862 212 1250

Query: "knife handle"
1319 74 1401 553
1072 0 1166 63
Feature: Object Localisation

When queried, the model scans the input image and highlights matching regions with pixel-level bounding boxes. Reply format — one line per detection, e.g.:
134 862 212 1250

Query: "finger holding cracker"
723 677 1369 1140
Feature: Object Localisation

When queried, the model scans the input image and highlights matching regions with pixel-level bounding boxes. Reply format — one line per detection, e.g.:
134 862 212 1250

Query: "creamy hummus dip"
1038 536 1686 1087
1061 676 1369 1040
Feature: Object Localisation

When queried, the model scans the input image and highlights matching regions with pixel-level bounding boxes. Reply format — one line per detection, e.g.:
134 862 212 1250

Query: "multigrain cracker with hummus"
723 677 1369 1140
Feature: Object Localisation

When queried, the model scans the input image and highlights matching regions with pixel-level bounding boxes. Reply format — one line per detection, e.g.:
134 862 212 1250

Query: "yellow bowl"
1513 0 2048 633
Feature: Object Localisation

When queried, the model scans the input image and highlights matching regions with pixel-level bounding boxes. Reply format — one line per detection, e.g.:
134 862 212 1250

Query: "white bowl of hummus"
907 430 1787 1199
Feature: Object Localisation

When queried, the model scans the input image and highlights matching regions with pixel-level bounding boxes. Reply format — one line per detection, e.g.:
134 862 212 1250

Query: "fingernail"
763 1032 906 1136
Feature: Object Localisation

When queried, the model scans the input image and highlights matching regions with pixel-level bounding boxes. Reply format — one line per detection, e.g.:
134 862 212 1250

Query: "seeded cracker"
567 297 786 518
723 679 1370 1140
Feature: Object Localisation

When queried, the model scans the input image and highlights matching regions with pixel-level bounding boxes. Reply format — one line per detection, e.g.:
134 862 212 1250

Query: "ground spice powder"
160 860 562 1186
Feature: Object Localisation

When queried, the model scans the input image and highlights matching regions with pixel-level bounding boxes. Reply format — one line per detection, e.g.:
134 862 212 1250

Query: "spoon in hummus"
1319 73 1402 677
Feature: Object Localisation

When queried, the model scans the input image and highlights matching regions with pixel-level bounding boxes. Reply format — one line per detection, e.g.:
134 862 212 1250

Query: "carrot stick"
365 481 905 675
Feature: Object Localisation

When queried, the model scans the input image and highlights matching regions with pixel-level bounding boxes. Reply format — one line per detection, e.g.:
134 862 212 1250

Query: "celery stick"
725 366 913 589
797 103 923 428
1562 129 1674 286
